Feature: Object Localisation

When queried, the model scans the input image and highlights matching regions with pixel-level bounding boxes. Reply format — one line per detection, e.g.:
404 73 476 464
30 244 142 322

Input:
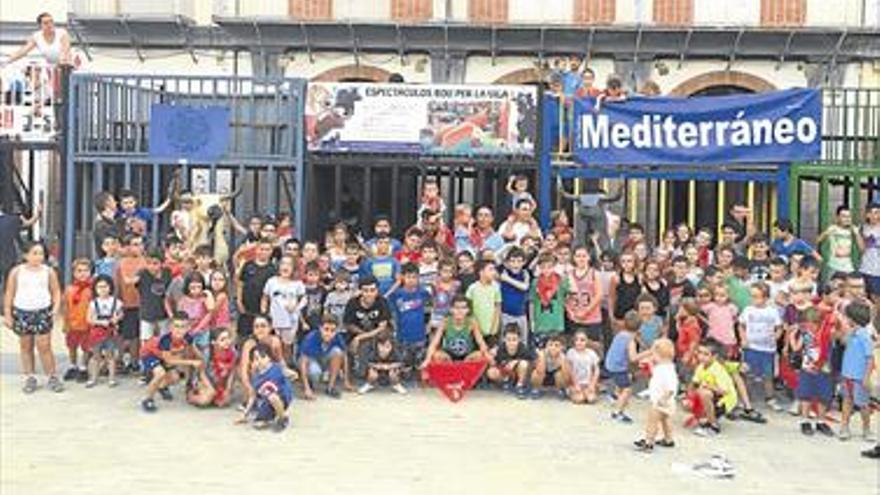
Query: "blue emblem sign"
149 104 230 161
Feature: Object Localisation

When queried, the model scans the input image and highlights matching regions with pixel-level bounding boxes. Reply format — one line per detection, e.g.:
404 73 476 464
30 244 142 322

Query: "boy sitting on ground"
299 314 348 400
359 332 407 395
139 312 204 413
487 324 536 399
530 334 571 400
238 343 292 432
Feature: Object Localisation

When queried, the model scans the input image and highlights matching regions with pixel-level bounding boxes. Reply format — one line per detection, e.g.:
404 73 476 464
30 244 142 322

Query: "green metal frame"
788 161 880 232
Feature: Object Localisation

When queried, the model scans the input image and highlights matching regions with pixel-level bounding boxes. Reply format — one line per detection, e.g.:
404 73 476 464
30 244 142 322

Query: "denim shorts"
796 370 833 404
609 371 632 389
842 378 870 408
301 347 344 381
743 349 775 379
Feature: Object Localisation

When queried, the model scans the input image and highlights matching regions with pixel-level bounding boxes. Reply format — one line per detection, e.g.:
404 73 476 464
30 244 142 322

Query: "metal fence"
62 73 307 280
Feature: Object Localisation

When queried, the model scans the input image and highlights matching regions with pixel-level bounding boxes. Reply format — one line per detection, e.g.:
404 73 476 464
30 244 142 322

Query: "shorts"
796 371 833 404
567 321 604 343
543 366 562 387
399 341 427 369
609 371 632 389
139 320 168 341
366 367 397 386
501 313 529 342
11 307 53 336
141 356 164 377
842 378 870 408
301 347 345 382
276 327 296 346
92 337 118 355
65 330 89 352
119 308 140 340
864 273 880 297
252 395 290 422
743 349 775 379
237 314 255 340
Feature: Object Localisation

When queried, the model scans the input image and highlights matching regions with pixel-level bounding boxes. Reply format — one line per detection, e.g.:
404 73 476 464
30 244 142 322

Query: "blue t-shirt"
362 256 400 295
119 207 154 224
561 71 583 98
500 267 529 317
365 237 402 255
93 257 117 279
605 331 634 373
298 329 347 360
639 316 664 347
770 238 814 261
387 285 431 344
252 362 293 405
841 326 874 381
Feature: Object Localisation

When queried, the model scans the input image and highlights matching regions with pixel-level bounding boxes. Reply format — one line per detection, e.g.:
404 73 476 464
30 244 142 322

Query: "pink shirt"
211 293 232 329
178 296 210 335
566 269 602 325
702 302 738 346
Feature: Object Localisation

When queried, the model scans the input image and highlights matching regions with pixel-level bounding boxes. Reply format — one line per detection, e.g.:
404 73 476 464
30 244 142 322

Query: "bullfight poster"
306 83 538 156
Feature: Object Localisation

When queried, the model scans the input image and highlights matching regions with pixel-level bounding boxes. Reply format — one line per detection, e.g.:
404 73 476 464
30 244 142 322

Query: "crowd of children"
3 179 879 458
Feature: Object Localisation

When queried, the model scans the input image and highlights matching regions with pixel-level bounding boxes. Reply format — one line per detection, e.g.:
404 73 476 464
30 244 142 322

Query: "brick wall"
289 0 332 19
761 0 805 26
391 0 433 21
469 0 508 23
573 0 615 24
653 0 693 25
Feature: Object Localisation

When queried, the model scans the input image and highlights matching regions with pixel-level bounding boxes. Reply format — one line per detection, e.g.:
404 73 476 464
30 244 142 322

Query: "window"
760 0 805 26
573 0 615 24
469 0 509 23
653 0 693 25
391 0 433 21
289 0 332 19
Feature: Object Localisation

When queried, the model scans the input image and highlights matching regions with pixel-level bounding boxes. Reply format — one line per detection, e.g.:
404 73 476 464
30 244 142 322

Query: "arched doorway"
312 64 393 83
665 71 777 237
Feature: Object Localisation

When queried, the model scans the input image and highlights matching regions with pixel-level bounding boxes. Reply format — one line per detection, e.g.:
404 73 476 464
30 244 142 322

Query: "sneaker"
272 416 289 432
22 376 38 394
635 389 650 400
325 386 341 399
815 422 834 437
611 411 634 424
158 387 173 401
693 426 717 438
557 388 568 401
46 376 64 393
108 379 118 388
141 398 157 412
76 369 89 383
633 439 653 452
787 401 801 416
862 446 880 459
530 389 543 400
85 380 97 388
656 439 676 448
800 422 814 436
358 383 375 395
839 427 852 441
127 362 140 374
501 381 513 393
765 398 783 413
392 383 408 395
515 385 528 400
740 408 766 423
63 368 78 381
863 430 876 443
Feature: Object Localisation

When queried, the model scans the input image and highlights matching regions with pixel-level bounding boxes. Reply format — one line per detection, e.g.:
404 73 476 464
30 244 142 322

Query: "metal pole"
62 69 76 282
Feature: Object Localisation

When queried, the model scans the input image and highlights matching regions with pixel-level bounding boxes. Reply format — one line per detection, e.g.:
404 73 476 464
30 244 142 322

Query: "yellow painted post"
659 180 668 236
628 180 638 223
717 181 726 239
746 181 755 256
769 184 778 229
688 180 696 229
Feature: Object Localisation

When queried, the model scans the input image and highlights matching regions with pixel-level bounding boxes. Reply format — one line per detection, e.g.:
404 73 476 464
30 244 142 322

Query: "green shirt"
725 276 752 312
529 276 569 335
466 281 501 336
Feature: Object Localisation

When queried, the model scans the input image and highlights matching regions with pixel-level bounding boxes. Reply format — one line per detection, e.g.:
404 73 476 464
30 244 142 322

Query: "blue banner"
572 88 821 165
149 104 230 161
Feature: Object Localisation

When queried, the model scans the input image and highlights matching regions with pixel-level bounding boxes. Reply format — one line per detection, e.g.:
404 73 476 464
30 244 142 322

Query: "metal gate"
62 73 307 281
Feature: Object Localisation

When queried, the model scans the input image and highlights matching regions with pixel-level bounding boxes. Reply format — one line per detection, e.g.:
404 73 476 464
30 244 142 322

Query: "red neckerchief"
69 279 92 305
469 226 493 250
536 272 562 307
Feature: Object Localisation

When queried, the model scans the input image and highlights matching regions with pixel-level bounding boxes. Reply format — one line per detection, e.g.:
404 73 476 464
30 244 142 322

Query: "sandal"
655 439 676 448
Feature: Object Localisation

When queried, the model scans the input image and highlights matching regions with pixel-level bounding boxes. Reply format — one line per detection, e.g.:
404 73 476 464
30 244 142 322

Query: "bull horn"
221 185 243 202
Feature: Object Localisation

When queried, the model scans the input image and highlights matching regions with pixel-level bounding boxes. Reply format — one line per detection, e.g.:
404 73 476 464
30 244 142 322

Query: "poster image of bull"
306 83 537 157
169 179 241 268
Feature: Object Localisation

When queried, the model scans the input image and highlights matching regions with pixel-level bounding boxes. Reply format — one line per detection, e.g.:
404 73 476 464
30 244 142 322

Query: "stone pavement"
1 328 877 495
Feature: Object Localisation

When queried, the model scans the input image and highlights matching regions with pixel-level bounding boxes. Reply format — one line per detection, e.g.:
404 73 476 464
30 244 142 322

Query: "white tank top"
32 29 66 64
13 265 52 311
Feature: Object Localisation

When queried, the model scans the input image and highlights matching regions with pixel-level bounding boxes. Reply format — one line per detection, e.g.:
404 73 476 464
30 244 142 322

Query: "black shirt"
643 280 671 317
365 341 403 365
495 341 535 364
238 261 276 314
749 259 771 282
93 214 124 254
343 297 392 334
136 268 172 322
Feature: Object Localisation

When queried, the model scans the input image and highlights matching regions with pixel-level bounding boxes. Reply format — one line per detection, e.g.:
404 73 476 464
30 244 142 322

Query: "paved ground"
1 327 877 495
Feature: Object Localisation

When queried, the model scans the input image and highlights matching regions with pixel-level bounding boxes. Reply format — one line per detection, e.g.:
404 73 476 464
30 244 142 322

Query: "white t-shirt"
648 362 679 414
263 277 305 329
738 305 782 353
565 347 599 387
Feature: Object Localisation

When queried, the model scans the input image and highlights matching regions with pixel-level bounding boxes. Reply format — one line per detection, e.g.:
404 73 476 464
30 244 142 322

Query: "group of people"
3 173 879 458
